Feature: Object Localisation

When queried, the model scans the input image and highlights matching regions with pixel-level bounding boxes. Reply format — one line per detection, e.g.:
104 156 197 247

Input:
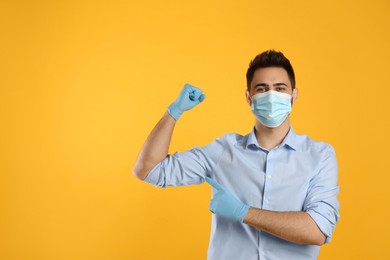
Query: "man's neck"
254 119 291 150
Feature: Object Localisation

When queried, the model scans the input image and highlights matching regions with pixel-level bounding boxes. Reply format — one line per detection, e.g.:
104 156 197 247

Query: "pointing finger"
205 177 224 190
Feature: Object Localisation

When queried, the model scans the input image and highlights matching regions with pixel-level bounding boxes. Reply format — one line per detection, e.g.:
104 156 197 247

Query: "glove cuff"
167 103 183 121
237 204 250 223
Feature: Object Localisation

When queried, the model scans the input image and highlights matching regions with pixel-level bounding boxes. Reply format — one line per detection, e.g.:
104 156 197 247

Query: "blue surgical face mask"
251 90 292 128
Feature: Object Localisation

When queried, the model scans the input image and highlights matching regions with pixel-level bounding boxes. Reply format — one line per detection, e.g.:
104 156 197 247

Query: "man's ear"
245 90 252 106
292 88 299 105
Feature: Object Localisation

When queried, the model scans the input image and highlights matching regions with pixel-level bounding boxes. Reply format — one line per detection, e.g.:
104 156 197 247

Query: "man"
133 50 340 260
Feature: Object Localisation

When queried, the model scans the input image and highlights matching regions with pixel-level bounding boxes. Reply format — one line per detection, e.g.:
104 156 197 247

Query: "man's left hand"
205 177 250 223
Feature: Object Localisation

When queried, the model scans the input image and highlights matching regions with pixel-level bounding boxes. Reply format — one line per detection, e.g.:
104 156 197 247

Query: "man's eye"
256 88 266 92
276 87 285 91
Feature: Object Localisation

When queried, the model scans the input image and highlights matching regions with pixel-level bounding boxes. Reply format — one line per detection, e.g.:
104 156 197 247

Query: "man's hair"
246 50 295 91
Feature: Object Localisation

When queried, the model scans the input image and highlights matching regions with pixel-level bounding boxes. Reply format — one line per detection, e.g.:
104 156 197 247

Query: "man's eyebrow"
273 83 288 87
254 83 269 87
254 82 288 87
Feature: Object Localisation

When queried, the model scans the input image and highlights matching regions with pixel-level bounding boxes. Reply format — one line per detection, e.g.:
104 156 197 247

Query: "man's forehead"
253 67 289 77
250 68 291 89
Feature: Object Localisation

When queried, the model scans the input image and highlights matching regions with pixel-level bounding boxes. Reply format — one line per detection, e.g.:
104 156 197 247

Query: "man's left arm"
245 146 339 245
243 208 325 245
206 177 326 245
205 145 340 246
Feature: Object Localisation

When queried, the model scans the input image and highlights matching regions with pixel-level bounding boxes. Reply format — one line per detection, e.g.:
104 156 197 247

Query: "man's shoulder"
294 132 335 154
194 132 247 154
218 132 248 143
205 132 248 149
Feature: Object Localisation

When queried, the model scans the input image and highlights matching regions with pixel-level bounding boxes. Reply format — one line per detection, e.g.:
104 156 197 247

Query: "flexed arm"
132 84 206 180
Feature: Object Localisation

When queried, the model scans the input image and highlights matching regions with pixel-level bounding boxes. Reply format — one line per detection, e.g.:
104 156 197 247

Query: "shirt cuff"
143 163 163 187
306 209 335 244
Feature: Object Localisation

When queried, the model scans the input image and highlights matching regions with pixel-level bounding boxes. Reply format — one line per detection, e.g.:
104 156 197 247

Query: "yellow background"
1 0 389 259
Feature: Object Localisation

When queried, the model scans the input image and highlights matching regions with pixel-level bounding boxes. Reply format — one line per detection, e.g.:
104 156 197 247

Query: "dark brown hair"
246 50 295 91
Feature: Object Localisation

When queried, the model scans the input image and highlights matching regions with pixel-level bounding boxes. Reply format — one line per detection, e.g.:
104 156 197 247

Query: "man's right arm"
132 84 206 181
132 111 176 180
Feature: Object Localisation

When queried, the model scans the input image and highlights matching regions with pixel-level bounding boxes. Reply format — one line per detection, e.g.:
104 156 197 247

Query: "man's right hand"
167 84 206 121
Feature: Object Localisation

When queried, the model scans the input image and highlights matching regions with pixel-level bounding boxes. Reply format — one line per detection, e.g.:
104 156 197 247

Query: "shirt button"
267 175 272 179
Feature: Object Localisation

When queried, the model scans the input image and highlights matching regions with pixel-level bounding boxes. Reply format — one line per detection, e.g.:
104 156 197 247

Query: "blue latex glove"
205 177 250 223
167 84 206 121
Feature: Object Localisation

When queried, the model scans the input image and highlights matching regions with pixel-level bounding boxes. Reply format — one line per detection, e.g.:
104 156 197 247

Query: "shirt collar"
245 126 298 151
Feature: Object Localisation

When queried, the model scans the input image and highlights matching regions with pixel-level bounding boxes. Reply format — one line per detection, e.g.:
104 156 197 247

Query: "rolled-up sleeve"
144 137 226 188
304 145 340 243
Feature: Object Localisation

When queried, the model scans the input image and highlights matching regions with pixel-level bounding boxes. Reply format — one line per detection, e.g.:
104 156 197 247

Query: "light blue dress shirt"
144 127 340 260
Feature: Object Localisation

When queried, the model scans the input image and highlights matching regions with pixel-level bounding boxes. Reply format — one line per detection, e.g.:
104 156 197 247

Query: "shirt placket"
259 149 275 259
263 149 275 208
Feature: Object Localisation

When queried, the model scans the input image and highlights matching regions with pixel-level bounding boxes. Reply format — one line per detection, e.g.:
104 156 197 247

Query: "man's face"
246 67 298 105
